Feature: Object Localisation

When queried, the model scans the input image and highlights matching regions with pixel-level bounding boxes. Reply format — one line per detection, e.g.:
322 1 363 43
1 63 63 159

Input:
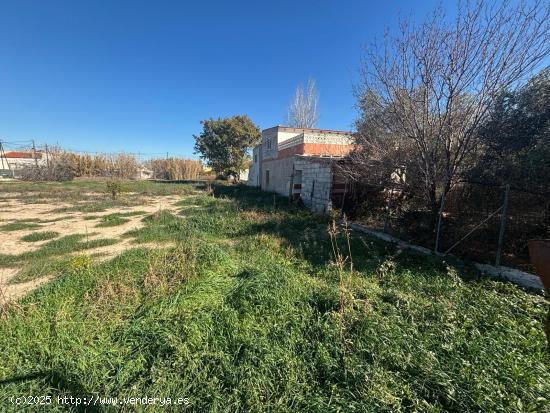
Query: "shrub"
18 164 75 182
20 147 141 180
106 180 124 200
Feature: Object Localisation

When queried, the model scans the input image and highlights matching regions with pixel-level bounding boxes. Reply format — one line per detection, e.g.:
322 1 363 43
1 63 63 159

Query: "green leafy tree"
194 115 261 181
472 67 550 193
352 1 549 226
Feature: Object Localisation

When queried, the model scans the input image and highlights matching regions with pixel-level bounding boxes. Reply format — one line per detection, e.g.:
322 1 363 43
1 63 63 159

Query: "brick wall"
277 143 353 159
302 143 353 156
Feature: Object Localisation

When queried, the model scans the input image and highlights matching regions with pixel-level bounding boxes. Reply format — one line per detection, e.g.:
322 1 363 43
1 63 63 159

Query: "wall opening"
290 169 302 201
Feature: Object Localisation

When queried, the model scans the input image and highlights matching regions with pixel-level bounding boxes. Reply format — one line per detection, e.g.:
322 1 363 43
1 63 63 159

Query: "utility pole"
0 139 13 177
0 139 5 170
45 144 50 168
32 140 38 167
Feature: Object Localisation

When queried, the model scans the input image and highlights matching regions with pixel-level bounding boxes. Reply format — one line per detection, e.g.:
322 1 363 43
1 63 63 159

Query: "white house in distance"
0 150 46 177
247 125 355 213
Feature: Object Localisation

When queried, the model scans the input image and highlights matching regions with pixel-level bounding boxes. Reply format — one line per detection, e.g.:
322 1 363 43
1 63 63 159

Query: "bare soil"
0 194 182 303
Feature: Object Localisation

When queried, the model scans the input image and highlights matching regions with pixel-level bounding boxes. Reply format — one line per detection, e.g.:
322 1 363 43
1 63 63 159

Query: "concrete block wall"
294 158 333 213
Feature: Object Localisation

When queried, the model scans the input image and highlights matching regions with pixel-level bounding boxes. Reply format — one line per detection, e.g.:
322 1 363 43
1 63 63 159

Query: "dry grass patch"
21 231 59 242
0 222 42 232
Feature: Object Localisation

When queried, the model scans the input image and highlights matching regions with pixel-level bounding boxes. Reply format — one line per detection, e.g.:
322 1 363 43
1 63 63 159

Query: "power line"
0 138 197 160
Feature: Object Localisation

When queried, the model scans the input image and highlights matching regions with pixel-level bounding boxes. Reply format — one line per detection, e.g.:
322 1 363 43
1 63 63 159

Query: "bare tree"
352 0 550 223
287 78 319 128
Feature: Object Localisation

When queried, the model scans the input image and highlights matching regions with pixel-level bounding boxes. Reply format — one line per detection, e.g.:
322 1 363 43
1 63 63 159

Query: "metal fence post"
383 187 394 233
495 184 510 267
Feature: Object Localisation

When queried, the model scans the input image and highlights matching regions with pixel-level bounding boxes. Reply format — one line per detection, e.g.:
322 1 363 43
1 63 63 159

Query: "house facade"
247 126 354 213
0 151 46 178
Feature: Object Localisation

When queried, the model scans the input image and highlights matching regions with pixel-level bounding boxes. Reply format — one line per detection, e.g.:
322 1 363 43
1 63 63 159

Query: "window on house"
267 139 271 149
254 154 257 163
265 170 270 186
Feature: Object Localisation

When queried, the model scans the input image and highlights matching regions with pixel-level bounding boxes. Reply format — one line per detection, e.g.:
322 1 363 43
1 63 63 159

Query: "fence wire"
0 140 191 162
340 180 550 272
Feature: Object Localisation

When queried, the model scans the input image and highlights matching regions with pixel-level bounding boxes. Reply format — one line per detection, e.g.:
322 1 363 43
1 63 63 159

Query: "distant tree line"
469 67 550 195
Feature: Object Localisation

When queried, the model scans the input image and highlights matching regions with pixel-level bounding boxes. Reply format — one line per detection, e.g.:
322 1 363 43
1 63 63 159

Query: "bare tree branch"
287 78 319 128
351 0 550 220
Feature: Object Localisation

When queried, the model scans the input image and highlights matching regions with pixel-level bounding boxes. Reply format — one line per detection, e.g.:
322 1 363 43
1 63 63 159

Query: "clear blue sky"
0 0 448 157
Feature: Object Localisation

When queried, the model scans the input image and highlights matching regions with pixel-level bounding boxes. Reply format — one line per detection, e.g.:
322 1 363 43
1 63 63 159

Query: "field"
0 180 549 412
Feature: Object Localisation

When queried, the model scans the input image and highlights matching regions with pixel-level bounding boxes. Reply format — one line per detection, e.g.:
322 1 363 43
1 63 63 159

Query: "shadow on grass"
210 184 402 272
212 183 497 291
153 181 482 285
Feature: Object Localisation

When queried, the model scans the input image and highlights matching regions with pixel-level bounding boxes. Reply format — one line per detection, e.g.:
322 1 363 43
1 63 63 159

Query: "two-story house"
247 125 354 213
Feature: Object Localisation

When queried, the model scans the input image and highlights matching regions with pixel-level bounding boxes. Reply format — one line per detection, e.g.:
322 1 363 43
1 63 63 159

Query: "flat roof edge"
262 125 353 135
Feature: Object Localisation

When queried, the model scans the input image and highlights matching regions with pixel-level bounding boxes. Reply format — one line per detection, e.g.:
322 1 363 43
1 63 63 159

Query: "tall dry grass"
45 147 140 179
146 158 202 180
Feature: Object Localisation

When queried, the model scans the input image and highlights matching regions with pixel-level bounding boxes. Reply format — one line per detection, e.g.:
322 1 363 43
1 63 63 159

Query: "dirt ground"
0 194 182 303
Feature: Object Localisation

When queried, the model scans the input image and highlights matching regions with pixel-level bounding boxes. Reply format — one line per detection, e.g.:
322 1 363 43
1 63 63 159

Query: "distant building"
247 126 354 213
134 167 154 180
0 151 46 177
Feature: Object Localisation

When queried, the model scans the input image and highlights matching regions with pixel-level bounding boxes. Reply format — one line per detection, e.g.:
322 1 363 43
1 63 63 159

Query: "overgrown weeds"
106 180 124 200
0 181 549 412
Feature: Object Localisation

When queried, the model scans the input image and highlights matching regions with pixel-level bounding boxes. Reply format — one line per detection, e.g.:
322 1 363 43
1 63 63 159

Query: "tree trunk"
428 179 444 235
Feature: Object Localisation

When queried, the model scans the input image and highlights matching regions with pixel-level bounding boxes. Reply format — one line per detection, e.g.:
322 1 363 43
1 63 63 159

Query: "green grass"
95 211 147 227
20 231 59 242
95 215 130 227
50 199 140 214
0 222 42 231
122 210 189 244
9 257 73 284
0 182 549 412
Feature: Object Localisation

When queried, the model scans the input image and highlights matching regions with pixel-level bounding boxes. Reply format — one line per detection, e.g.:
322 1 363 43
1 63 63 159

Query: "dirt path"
0 193 183 304
0 268 52 303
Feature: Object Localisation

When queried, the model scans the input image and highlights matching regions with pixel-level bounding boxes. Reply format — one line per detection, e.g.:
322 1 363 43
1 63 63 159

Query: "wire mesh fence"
339 180 550 273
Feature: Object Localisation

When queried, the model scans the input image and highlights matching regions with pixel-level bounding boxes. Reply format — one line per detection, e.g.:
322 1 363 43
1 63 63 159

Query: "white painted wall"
247 145 261 186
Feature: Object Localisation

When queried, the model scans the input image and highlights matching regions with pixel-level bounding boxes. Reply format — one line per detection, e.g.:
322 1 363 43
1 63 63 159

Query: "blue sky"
0 0 448 157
